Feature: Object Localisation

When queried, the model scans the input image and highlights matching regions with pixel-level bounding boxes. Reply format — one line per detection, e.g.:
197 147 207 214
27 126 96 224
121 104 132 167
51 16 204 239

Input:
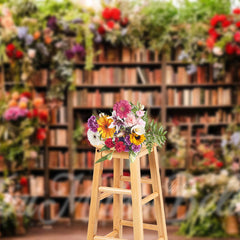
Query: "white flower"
213 46 223 56
227 176 240 192
220 169 228 177
28 49 36 59
87 129 103 146
131 125 145 135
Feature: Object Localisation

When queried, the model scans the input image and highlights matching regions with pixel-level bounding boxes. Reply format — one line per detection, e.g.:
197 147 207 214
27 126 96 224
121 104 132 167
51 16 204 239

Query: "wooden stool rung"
99 192 113 201
142 192 159 205
120 220 159 231
94 236 127 240
120 176 152 184
105 230 118 237
99 186 131 195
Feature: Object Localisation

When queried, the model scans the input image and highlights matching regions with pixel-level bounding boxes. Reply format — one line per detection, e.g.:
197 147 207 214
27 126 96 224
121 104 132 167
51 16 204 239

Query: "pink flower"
136 110 145 117
115 141 125 152
30 151 38 159
125 113 137 127
234 32 240 42
137 118 146 127
4 107 28 121
1 16 15 29
105 138 114 148
113 100 131 119
19 97 29 103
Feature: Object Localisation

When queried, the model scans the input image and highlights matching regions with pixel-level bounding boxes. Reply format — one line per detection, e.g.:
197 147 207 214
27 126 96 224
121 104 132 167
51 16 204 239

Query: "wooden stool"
87 145 168 240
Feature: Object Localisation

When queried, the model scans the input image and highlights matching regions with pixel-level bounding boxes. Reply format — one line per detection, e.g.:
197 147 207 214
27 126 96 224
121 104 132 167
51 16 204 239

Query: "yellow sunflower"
130 133 146 145
97 115 115 139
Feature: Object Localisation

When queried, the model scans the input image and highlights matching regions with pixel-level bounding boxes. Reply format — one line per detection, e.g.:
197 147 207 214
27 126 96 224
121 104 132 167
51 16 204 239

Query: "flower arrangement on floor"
0 89 47 168
87 100 166 163
180 169 240 237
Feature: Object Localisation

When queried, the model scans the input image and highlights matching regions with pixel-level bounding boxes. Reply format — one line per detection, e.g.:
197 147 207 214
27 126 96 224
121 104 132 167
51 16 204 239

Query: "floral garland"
87 100 166 163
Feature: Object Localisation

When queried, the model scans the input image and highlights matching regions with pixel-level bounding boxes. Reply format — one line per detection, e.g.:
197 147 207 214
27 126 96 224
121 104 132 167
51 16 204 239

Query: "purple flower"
65 49 74 60
47 16 58 31
25 34 33 46
124 145 130 152
95 34 102 43
121 28 128 36
89 23 96 32
17 27 28 39
72 44 85 58
87 116 99 132
132 144 141 153
4 107 28 121
72 18 83 24
125 135 131 146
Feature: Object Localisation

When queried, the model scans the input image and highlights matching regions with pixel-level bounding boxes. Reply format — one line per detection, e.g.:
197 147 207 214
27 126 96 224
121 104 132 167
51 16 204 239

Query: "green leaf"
99 146 111 152
95 152 113 164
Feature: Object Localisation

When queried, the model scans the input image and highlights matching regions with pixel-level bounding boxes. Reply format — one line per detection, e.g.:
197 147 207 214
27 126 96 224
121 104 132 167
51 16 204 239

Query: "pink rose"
1 16 15 29
125 113 137 127
136 110 145 117
137 118 146 127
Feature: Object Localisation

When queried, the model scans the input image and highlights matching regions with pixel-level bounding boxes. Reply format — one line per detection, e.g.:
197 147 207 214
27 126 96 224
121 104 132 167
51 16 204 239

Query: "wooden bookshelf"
1 45 240 225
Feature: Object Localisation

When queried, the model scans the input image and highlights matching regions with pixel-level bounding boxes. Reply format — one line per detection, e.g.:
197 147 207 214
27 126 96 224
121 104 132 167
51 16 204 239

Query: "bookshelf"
1 45 240 225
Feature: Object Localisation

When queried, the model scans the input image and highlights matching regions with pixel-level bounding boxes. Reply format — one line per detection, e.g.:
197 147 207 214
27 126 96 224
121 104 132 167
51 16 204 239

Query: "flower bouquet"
87 100 167 163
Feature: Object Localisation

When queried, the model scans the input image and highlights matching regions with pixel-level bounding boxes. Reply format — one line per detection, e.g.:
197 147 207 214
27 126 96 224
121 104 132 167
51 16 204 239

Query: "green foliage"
73 121 85 143
95 151 113 164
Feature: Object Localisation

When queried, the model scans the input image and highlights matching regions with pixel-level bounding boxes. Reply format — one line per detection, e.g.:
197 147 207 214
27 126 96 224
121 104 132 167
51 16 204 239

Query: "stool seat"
87 145 168 240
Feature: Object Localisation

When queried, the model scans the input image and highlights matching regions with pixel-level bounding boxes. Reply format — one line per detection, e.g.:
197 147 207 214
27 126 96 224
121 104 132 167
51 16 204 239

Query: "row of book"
168 109 235 124
28 153 45 169
166 204 187 219
50 180 70 197
74 67 162 85
166 65 233 84
49 151 69 168
28 176 45 196
73 89 162 107
29 69 48 86
49 129 67 146
50 106 67 124
164 174 187 197
94 46 161 63
74 153 150 169
167 88 232 106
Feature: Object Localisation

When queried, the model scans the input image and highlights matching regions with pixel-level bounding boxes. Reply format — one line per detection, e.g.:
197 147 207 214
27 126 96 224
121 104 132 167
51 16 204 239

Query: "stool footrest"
105 230 118 237
99 192 112 201
142 192 159 205
120 220 158 231
120 176 152 184
94 236 127 240
99 187 131 195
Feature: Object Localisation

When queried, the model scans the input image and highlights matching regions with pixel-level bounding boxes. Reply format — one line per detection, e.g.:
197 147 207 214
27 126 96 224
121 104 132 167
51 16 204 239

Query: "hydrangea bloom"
113 100 131 118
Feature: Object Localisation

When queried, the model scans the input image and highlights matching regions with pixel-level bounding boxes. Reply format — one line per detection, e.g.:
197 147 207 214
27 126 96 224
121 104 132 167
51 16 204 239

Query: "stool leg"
149 147 168 240
113 158 123 238
87 150 104 240
130 157 144 240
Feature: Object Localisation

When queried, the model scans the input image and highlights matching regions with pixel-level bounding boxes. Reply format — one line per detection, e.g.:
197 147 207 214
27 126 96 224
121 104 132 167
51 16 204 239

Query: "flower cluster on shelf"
0 89 47 168
87 100 166 163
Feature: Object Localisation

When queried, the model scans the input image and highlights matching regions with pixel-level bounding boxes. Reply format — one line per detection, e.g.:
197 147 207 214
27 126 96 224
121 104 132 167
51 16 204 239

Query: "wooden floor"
3 223 238 240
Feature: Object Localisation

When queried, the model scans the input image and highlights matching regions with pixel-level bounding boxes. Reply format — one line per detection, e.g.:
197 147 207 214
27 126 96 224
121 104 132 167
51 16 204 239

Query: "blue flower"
221 139 228 148
17 27 28 39
186 64 197 75
230 132 240 148
25 34 33 46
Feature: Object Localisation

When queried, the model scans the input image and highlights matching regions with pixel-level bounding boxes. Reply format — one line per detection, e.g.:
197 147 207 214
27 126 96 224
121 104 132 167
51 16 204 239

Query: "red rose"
208 28 219 40
236 22 240 28
233 8 240 14
234 32 240 42
120 17 129 27
36 128 46 140
6 43 15 52
210 14 227 27
107 20 115 29
98 25 105 35
20 177 28 187
222 19 231 28
15 50 23 59
203 151 215 159
105 138 114 148
206 37 215 49
20 92 32 99
110 8 121 21
216 161 223 168
225 43 235 55
102 7 112 20
39 109 48 123
115 141 125 152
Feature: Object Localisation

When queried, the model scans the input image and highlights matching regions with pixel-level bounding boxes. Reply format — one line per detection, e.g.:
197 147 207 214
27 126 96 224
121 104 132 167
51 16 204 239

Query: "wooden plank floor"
3 223 238 240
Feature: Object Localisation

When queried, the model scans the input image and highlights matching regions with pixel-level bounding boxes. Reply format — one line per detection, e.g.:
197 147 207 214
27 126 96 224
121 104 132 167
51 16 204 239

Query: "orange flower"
33 97 44 108
33 31 41 40
19 101 27 109
12 91 20 100
44 36 52 44
8 99 17 107
97 115 115 139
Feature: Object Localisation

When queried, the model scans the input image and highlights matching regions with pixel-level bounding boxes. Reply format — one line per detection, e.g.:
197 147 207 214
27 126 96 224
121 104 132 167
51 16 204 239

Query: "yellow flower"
97 115 115 139
130 133 146 146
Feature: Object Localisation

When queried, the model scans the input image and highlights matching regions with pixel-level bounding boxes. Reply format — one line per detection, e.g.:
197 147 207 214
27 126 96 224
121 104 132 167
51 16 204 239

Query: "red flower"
105 138 114 148
203 161 211 166
27 109 38 119
102 7 112 20
216 161 223 168
234 32 240 42
15 50 23 59
6 43 15 58
36 128 46 140
233 8 240 14
210 14 226 27
115 141 125 152
120 17 129 27
222 19 231 28
39 109 48 123
236 46 240 55
203 151 215 159
110 8 121 21
225 43 235 55
98 25 105 35
107 20 115 29
20 177 28 187
236 21 240 28
20 92 32 99
206 37 215 49
208 28 219 40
